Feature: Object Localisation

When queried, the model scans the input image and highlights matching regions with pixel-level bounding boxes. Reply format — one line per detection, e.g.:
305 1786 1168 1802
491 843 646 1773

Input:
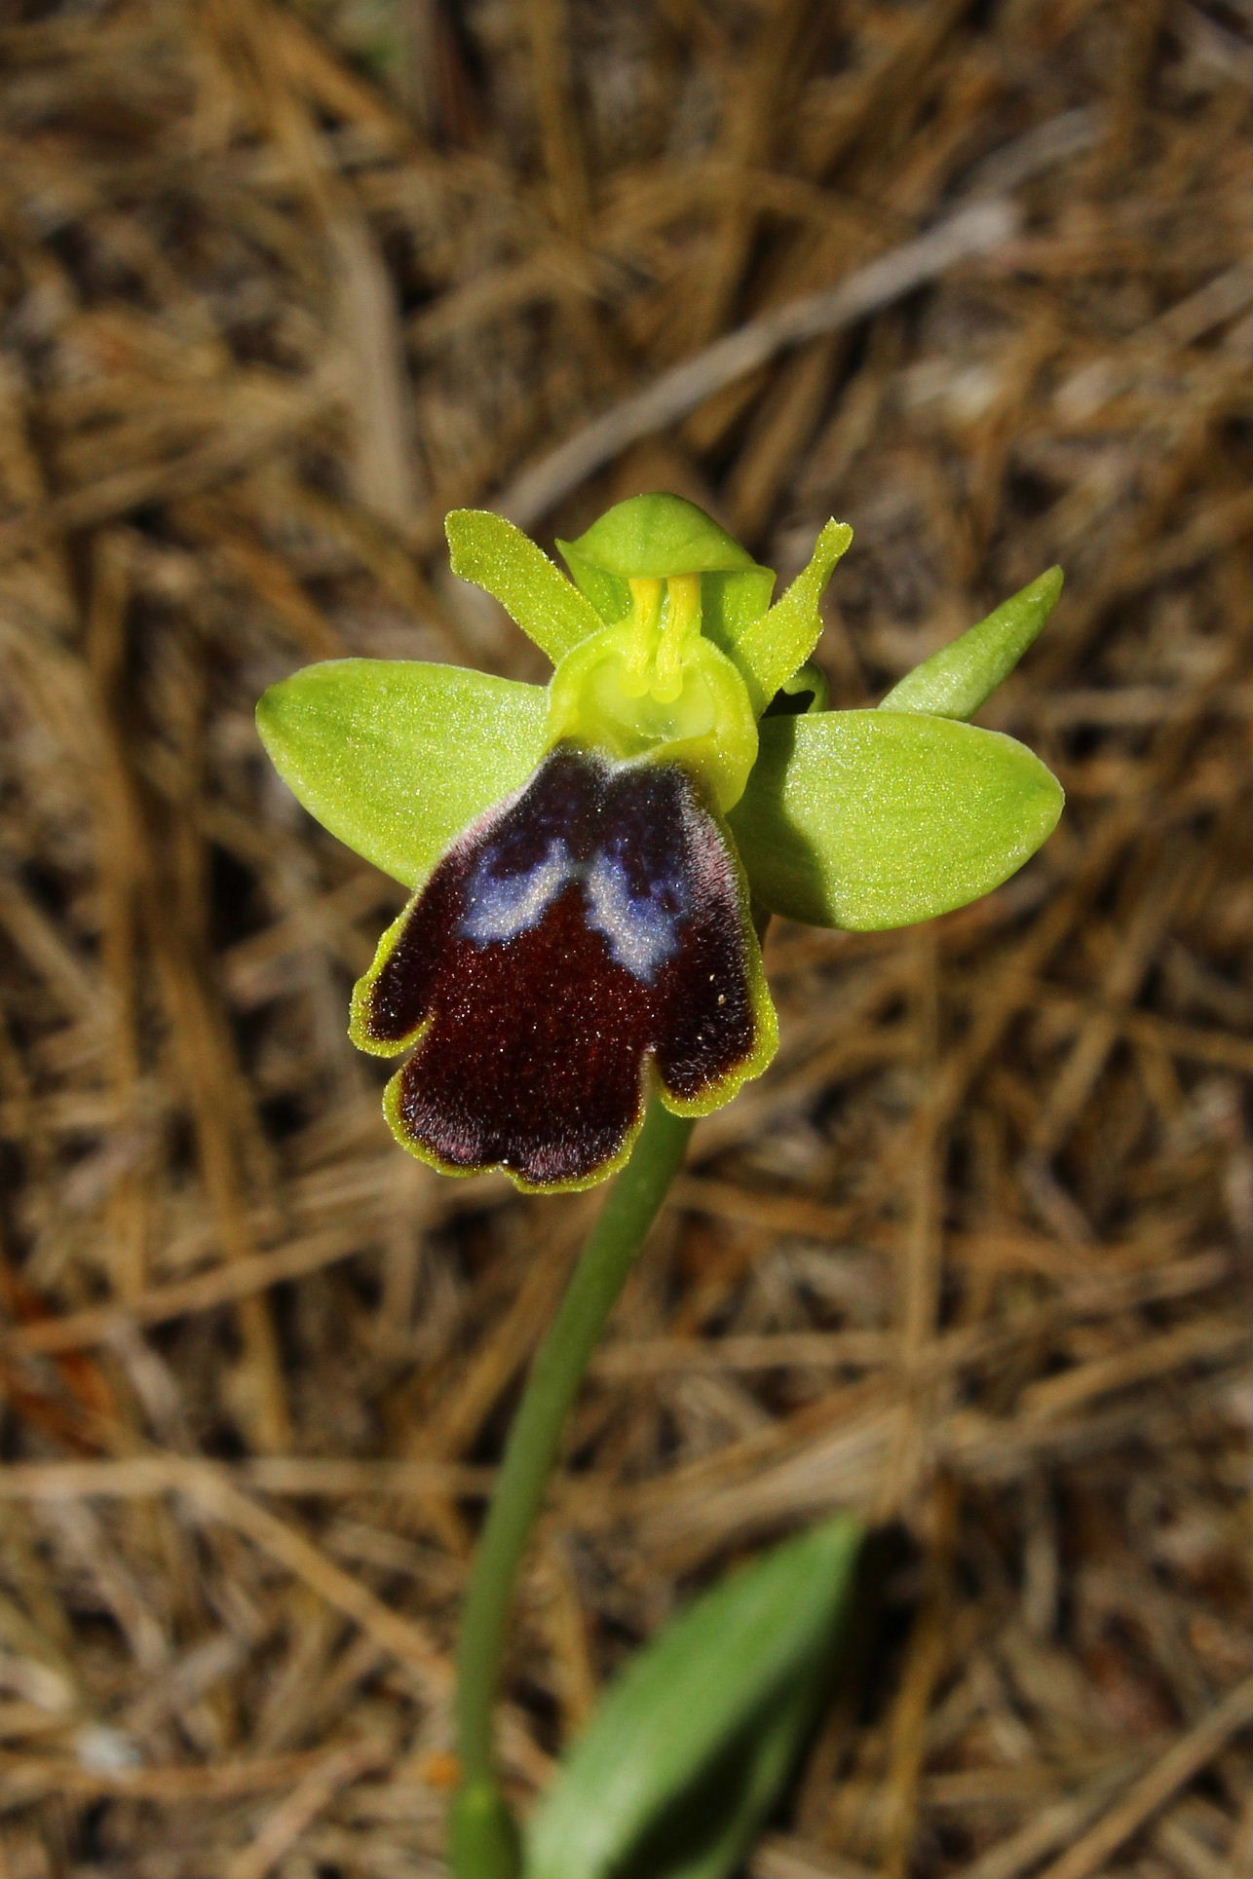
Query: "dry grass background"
0 2 1250 1875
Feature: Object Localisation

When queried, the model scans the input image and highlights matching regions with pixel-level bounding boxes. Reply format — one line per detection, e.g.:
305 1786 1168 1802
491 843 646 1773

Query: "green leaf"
446 510 604 665
256 659 549 887
878 567 1063 720
639 1669 827 1879
732 520 853 715
731 709 1064 930
524 1516 863 1879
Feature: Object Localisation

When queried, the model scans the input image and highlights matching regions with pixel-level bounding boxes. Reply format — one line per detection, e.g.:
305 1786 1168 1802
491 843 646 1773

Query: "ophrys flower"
257 494 1062 1191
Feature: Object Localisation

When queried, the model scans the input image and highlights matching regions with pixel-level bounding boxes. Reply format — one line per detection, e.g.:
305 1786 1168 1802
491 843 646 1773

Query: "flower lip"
351 743 776 1192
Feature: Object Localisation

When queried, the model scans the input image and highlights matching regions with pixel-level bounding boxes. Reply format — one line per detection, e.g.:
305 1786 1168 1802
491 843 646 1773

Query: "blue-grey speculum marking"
460 833 690 983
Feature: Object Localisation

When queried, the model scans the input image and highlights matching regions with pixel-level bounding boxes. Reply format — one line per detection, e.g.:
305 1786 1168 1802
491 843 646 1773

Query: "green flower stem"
452 1099 696 1877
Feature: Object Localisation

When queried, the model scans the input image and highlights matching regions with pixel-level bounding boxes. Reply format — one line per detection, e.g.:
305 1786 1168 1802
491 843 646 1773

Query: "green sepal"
555 539 632 626
730 708 1064 930
524 1516 863 1879
256 659 548 888
701 566 778 666
558 494 775 647
732 520 853 715
561 493 759 578
879 567 1063 721
446 510 604 665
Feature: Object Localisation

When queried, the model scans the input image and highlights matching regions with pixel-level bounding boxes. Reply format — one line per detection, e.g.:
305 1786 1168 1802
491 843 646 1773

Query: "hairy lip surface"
357 746 765 1188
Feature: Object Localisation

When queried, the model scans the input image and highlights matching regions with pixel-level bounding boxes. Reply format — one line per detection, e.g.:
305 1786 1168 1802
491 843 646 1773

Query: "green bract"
257 492 1064 1191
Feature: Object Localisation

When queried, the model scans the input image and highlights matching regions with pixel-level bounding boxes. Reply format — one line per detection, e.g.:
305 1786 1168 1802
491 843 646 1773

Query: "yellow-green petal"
256 659 548 888
879 567 1063 721
732 519 853 715
446 509 604 665
730 708 1063 930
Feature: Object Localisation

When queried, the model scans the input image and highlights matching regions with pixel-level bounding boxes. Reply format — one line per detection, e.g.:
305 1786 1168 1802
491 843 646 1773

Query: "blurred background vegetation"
0 2 1249 1874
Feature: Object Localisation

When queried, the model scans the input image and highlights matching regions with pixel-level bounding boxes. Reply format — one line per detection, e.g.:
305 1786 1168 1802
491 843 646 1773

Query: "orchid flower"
257 494 1062 1193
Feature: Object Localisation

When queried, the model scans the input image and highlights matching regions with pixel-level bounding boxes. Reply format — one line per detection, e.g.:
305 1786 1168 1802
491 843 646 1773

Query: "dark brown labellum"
356 745 768 1188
